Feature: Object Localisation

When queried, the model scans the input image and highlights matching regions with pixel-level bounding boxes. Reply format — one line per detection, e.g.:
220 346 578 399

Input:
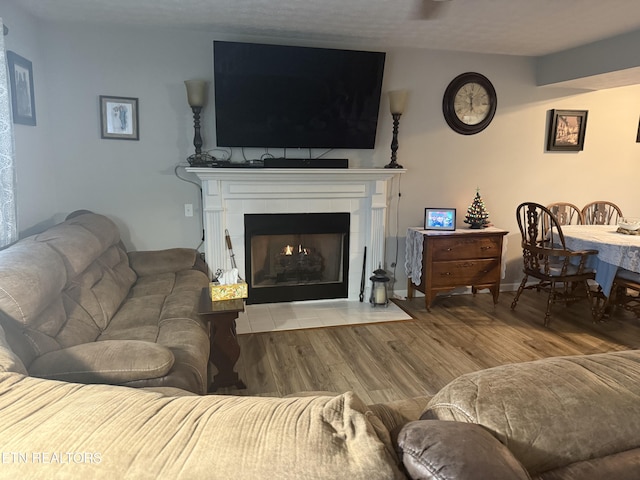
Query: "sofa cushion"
28 340 174 384
0 376 405 480
423 350 640 476
535 447 640 480
64 253 136 332
36 213 137 333
128 248 205 277
0 239 67 328
34 212 121 279
34 223 107 280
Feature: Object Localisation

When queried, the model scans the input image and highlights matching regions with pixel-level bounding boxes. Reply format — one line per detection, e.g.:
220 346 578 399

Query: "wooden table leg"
208 311 247 392
408 278 432 311
488 284 501 304
407 279 414 299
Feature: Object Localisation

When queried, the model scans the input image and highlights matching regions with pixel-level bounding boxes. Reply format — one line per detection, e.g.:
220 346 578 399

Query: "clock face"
443 73 497 135
454 82 490 125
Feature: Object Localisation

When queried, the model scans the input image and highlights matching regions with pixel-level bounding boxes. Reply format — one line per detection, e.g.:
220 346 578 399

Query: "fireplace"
245 213 349 304
186 167 405 303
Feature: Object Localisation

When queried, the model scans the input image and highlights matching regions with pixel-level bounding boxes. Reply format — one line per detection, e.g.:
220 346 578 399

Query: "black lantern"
369 268 390 307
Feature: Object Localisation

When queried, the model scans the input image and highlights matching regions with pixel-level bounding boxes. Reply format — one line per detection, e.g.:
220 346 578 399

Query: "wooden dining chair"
512 202 600 326
545 202 583 231
609 269 640 318
582 201 623 225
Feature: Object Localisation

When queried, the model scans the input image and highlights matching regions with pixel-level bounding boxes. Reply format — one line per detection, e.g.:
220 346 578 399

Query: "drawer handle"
458 262 474 268
441 272 452 276
446 248 453 251
480 246 492 250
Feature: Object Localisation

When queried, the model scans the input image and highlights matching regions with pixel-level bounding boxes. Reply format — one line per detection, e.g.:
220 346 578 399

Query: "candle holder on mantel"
185 79 216 166
370 268 390 307
385 89 408 169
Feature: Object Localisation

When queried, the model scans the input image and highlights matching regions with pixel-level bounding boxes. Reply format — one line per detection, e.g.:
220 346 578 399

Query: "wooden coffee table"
198 288 247 392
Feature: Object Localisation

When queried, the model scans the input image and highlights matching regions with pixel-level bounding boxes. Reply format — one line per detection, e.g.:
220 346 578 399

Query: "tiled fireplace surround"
188 168 406 303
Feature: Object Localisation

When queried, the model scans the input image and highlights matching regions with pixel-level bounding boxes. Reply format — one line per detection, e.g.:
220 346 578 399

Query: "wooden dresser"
406 227 508 310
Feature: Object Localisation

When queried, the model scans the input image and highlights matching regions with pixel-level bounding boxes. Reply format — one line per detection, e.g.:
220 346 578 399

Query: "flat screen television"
213 41 386 149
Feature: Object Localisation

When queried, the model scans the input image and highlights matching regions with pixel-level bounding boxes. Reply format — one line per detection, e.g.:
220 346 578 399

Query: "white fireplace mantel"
187 167 406 302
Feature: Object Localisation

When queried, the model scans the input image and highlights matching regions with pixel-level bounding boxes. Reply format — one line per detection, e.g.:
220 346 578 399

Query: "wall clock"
442 72 497 135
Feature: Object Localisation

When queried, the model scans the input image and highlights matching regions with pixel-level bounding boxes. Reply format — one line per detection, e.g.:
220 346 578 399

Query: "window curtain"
0 17 17 247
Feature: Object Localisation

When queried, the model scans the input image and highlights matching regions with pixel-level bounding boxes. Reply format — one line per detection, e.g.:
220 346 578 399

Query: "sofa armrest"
396 420 531 480
28 340 175 385
128 248 207 277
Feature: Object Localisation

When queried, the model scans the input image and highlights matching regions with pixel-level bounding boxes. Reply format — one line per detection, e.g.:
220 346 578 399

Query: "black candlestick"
385 113 403 169
187 106 214 166
192 106 203 155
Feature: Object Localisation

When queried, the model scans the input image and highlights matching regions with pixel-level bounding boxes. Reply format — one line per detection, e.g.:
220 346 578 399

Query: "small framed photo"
424 208 456 231
100 95 139 140
546 109 588 151
7 51 36 126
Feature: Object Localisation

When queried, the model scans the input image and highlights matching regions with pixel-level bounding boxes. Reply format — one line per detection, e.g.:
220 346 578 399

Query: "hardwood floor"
216 291 640 404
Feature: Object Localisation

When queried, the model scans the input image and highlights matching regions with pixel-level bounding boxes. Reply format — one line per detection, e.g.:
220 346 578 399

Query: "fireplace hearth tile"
273 318 303 331
236 300 412 334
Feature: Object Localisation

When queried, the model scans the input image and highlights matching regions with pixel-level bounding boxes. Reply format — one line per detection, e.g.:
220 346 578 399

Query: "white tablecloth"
561 224 640 295
405 228 425 286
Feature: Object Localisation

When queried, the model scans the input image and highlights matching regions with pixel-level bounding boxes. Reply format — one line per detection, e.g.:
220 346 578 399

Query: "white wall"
385 48 640 290
3 4 640 292
38 23 216 250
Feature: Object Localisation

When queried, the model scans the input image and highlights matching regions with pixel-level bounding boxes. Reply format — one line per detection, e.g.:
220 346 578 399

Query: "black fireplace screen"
244 213 350 304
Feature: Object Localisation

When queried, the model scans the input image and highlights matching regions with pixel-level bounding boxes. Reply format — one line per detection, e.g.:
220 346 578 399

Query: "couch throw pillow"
29 340 174 384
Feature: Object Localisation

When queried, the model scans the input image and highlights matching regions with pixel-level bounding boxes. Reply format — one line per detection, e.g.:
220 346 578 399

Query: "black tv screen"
213 41 386 149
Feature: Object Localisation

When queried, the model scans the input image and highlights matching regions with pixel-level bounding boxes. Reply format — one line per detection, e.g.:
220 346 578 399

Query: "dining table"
561 224 640 297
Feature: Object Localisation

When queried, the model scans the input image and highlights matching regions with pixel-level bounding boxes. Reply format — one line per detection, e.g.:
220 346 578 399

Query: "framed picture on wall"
546 109 588 151
99 95 139 140
7 51 36 126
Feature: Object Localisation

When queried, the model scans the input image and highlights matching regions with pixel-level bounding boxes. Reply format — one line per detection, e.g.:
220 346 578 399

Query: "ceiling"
15 0 640 57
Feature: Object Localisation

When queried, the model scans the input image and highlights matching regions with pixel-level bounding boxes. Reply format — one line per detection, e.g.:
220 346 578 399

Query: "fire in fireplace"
244 213 350 304
275 241 322 283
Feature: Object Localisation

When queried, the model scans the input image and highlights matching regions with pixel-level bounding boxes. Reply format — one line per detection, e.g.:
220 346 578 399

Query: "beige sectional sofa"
3 328 640 479
0 211 211 394
2 211 640 479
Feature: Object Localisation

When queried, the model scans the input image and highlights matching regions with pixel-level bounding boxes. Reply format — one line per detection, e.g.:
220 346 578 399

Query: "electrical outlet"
184 204 193 217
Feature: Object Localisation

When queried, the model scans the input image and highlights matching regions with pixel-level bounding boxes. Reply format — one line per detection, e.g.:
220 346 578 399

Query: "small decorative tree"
464 189 490 229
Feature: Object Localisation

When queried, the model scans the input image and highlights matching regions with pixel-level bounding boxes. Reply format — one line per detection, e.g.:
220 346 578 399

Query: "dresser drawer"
430 259 501 287
430 235 502 261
